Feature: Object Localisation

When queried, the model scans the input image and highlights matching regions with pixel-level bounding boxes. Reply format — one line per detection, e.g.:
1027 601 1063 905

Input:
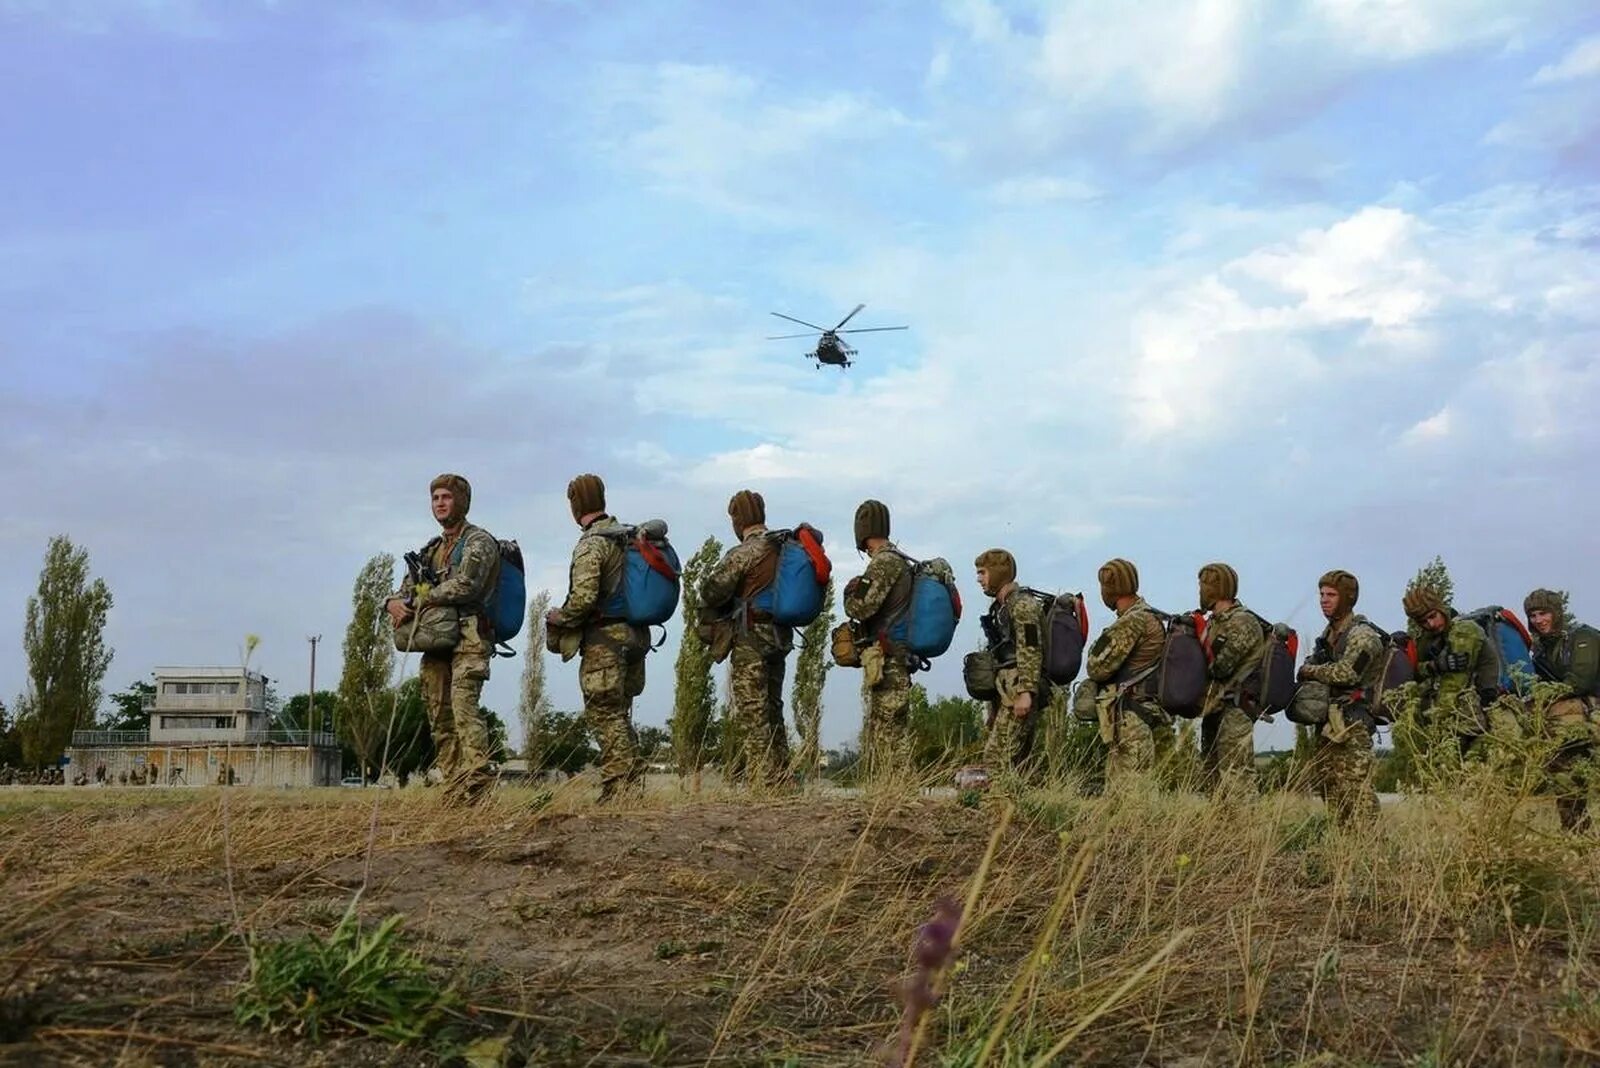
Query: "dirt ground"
0 785 1596 1066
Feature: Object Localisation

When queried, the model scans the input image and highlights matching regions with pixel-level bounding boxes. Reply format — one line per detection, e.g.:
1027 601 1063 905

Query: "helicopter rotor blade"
837 326 909 334
770 311 828 331
765 333 818 340
833 303 866 330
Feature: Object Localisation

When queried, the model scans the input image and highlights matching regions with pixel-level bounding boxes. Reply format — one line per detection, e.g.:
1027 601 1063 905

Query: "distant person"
1297 570 1382 826
974 549 1045 780
1402 586 1488 767
386 473 499 804
842 500 915 778
698 491 793 787
546 474 647 802
1085 559 1170 783
1197 563 1262 792
1525 589 1597 832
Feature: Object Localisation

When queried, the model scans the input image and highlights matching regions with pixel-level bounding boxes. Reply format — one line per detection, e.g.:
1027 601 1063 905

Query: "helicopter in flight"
767 304 908 369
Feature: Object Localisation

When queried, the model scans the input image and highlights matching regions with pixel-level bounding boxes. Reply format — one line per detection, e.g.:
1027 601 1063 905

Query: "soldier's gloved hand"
1438 650 1470 672
1012 691 1033 719
545 608 564 628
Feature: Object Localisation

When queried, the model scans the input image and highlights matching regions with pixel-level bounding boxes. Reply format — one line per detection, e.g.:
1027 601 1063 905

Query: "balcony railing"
142 694 263 711
72 729 339 748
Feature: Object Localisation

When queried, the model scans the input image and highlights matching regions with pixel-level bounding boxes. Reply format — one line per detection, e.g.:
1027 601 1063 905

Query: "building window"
216 717 232 730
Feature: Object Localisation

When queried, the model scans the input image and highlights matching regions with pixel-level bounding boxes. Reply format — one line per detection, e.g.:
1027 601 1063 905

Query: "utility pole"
307 634 321 736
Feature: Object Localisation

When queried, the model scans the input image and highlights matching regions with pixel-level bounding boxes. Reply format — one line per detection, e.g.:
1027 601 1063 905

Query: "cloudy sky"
4 0 1598 752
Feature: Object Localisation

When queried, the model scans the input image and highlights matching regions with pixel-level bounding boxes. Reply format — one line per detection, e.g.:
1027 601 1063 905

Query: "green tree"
379 678 436 780
281 691 341 732
670 536 722 784
1407 555 1455 607
638 724 670 763
18 536 114 766
906 685 985 767
100 680 155 732
518 589 553 766
532 710 598 775
1037 689 1105 788
0 699 21 767
335 554 397 776
790 578 835 777
480 706 509 762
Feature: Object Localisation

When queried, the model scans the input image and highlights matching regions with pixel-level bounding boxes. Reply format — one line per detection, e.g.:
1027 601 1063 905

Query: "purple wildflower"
886 896 963 1067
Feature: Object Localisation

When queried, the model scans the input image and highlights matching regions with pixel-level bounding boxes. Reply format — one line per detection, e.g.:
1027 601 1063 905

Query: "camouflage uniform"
980 585 1046 776
699 525 793 786
1529 606 1599 832
1300 614 1385 826
844 543 915 778
1085 597 1170 782
1413 614 1487 762
559 515 646 799
398 522 499 801
1201 602 1264 791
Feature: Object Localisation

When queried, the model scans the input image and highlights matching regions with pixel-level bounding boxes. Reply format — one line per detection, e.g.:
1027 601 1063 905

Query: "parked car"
340 775 364 788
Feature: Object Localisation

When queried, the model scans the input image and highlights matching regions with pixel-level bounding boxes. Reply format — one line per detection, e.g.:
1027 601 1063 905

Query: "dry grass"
0 768 1596 1066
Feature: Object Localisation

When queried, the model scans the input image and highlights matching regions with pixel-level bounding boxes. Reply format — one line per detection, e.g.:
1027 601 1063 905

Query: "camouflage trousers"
418 615 493 802
1103 703 1168 784
1314 720 1378 827
729 640 790 787
580 624 646 800
861 652 913 780
1544 698 1596 833
1201 706 1256 792
983 667 1040 778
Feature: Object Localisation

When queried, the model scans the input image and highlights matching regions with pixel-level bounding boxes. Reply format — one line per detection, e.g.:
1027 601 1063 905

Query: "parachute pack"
749 524 833 627
594 520 682 628
1040 591 1090 685
1369 626 1416 723
1459 605 1536 697
1221 612 1300 717
1157 611 1209 718
884 555 962 661
432 532 527 657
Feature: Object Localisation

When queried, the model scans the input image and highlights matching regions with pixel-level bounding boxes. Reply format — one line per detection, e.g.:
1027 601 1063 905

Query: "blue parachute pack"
749 524 833 627
1461 605 1537 696
883 553 962 661
596 519 682 628
445 534 526 657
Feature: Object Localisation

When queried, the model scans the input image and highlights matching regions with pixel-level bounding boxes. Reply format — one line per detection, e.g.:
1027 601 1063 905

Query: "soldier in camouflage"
1297 570 1382 826
1085 559 1171 783
698 490 793 787
1198 563 1262 792
1402 586 1488 768
975 549 1045 778
842 500 915 779
1525 588 1597 832
546 474 647 802
386 473 499 804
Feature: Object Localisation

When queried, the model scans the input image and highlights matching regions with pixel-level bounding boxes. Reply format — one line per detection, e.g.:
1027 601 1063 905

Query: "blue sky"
4 0 1599 752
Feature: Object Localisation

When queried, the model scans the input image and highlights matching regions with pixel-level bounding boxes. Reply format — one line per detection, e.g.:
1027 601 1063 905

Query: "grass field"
1 771 1597 1066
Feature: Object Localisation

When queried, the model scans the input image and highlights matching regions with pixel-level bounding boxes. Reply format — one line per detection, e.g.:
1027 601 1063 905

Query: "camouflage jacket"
1413 614 1484 714
1301 613 1386 707
843 542 912 633
397 522 499 612
982 583 1045 697
558 515 627 626
1086 597 1165 689
1533 622 1600 698
698 526 792 655
1204 602 1266 706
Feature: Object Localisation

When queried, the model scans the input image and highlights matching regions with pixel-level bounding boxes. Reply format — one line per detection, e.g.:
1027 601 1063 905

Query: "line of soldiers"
387 475 1597 831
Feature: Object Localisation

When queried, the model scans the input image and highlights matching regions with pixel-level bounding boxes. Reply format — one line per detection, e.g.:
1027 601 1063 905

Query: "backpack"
595 520 681 627
1040 591 1090 686
1459 606 1536 697
485 540 526 655
433 532 527 657
1156 611 1209 718
1368 627 1416 723
884 556 962 660
749 524 832 627
1253 619 1299 716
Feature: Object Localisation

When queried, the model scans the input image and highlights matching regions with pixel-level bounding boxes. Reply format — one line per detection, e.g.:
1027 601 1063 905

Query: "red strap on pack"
1402 636 1418 669
950 586 962 621
1075 595 1090 639
1191 611 1208 643
796 525 832 584
1500 608 1533 650
1285 630 1300 660
635 535 679 580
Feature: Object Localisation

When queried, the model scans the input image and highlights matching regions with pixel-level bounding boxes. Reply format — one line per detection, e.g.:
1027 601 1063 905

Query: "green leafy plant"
235 904 459 1044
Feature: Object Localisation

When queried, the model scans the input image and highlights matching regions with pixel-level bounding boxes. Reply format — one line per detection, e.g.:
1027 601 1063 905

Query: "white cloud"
1530 33 1600 84
985 175 1102 206
1400 407 1453 444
